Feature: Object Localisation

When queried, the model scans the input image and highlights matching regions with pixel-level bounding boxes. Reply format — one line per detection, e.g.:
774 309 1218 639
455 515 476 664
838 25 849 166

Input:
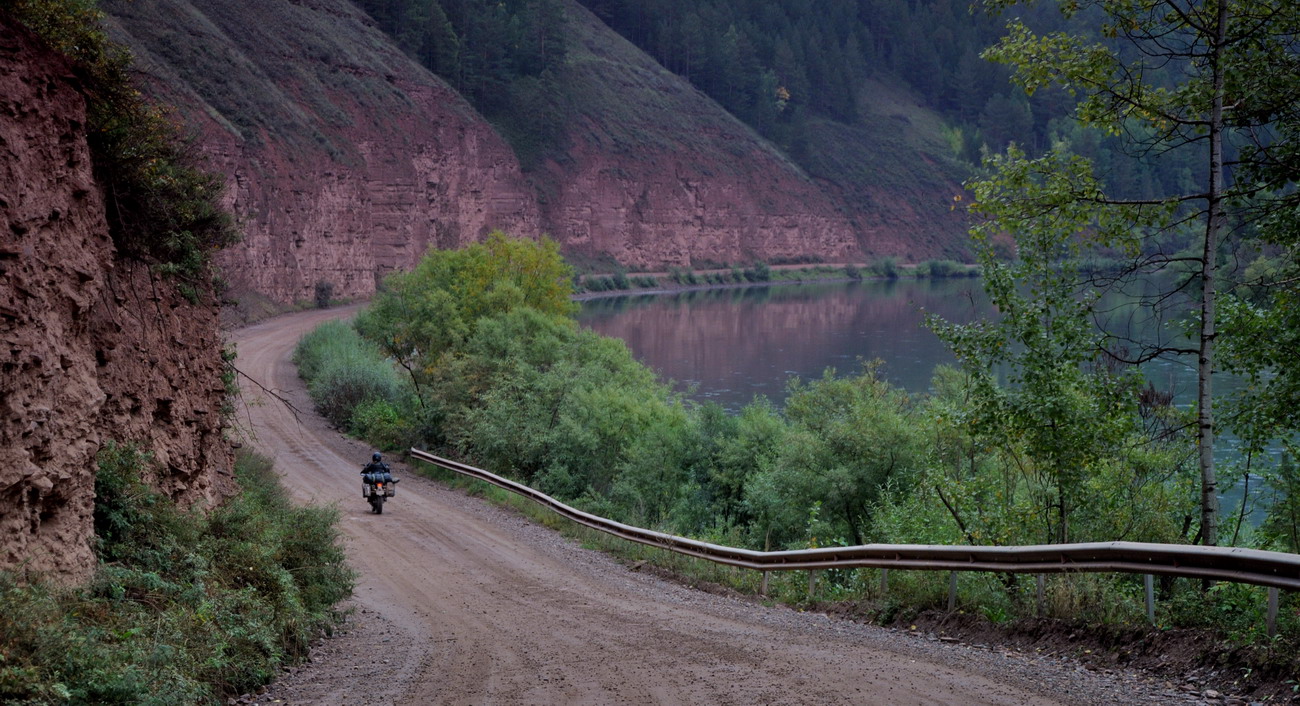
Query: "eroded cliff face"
98 0 967 306
102 0 541 304
0 20 233 583
536 4 862 269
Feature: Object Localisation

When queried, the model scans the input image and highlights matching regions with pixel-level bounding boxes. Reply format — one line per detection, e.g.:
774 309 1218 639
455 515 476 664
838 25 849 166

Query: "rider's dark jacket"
361 460 393 485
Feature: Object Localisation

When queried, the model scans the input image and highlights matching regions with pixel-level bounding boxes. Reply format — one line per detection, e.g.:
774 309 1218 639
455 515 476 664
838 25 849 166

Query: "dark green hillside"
580 0 1015 159
582 0 1210 204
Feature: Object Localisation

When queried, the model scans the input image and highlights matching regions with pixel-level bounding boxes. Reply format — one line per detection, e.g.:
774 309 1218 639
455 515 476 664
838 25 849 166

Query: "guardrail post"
1267 587 1279 638
1144 574 1155 625
947 572 958 611
760 571 769 597
1036 574 1045 617
880 569 888 596
808 570 817 599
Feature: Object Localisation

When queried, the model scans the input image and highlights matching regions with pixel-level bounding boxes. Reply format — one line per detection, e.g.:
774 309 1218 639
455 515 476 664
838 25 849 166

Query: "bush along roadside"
0 445 354 705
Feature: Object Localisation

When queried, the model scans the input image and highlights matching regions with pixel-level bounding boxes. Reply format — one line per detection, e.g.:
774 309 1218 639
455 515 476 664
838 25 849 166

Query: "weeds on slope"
0 447 353 705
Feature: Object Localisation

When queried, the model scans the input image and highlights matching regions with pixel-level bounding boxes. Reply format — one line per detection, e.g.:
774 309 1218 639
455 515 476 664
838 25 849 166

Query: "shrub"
350 397 413 451
294 321 404 427
744 261 771 282
308 357 402 428
612 270 630 289
0 447 352 704
844 264 862 280
668 267 698 285
314 280 334 309
921 259 963 278
868 257 900 279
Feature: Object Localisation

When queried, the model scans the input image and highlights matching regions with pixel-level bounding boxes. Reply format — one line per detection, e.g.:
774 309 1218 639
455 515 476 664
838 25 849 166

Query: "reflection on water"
579 279 988 408
577 278 1272 521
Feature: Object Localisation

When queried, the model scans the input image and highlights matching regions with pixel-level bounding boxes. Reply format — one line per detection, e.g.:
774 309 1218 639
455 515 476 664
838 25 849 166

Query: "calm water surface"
578 278 988 408
577 278 1272 520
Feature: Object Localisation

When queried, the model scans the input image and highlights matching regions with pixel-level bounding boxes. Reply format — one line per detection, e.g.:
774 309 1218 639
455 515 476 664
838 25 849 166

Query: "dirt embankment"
0 17 232 583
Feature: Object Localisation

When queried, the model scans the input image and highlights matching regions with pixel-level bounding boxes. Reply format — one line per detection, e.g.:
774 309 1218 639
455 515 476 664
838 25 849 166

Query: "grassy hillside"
801 77 972 260
102 0 477 161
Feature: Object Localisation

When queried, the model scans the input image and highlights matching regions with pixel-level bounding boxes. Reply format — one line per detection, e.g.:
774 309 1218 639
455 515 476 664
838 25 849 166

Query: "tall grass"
293 320 404 428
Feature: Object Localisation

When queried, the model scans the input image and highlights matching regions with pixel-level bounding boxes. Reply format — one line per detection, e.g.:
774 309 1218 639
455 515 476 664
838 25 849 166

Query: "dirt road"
232 307 1176 705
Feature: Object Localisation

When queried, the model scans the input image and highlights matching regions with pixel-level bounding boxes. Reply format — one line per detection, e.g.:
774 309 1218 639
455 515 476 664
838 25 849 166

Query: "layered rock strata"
102 0 540 304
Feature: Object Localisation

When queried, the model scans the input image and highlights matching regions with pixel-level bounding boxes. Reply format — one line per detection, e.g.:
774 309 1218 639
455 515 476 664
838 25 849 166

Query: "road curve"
232 306 1169 705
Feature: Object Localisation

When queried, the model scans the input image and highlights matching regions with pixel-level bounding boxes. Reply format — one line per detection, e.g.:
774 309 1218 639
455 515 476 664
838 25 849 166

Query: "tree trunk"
1198 1 1229 548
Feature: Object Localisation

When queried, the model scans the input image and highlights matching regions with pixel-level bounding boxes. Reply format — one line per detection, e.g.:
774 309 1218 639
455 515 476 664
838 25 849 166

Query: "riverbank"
573 260 979 300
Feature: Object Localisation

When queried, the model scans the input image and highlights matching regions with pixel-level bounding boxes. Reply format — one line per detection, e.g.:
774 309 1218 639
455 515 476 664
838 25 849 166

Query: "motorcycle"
362 468 397 514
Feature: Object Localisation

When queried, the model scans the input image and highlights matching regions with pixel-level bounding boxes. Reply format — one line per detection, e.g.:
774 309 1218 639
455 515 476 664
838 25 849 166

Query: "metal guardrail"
409 449 1300 592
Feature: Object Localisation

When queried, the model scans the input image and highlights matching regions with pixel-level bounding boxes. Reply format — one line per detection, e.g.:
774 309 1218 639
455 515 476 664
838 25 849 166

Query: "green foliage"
868 257 900 280
917 259 970 278
6 0 239 283
293 320 405 428
931 150 1191 544
1219 253 1300 457
356 231 574 395
444 308 680 495
668 267 697 285
746 364 925 548
743 261 770 282
1259 454 1300 553
349 398 414 452
0 448 352 704
313 280 334 309
970 0 1300 547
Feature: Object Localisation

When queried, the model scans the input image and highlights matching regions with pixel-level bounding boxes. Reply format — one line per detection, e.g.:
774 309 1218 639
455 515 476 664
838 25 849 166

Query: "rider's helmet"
372 452 382 462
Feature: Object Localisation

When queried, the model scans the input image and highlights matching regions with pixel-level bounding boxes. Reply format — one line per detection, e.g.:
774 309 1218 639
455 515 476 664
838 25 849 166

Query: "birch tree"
971 0 1300 546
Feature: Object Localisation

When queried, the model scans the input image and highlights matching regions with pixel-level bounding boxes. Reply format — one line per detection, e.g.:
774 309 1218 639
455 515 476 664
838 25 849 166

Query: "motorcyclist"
361 452 397 496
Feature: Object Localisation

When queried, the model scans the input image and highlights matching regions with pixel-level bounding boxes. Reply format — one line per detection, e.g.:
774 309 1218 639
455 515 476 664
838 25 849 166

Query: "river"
577 278 986 407
576 277 1274 523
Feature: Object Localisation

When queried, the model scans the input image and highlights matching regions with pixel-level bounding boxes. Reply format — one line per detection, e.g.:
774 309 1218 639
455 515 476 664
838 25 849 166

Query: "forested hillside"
582 0 1209 202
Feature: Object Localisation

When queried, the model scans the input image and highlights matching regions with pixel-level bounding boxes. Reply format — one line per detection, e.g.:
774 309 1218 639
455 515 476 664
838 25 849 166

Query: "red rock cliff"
0 19 233 583
532 4 862 270
100 0 967 305
102 0 541 304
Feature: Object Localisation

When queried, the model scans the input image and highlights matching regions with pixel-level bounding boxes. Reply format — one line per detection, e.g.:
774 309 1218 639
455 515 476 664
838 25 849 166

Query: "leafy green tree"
355 231 574 397
440 307 680 506
933 164 1147 543
745 365 925 548
973 0 1300 546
